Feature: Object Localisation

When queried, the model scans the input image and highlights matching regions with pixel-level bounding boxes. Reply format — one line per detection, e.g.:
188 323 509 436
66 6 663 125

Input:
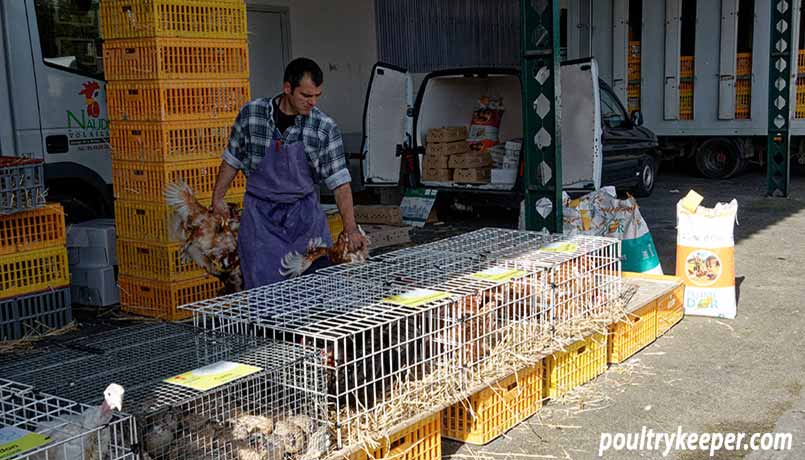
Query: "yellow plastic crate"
107 79 250 122
115 193 244 242
0 204 65 256
608 301 657 364
109 119 233 162
680 56 694 79
546 333 607 399
735 79 751 120
119 274 223 321
736 52 752 77
350 413 441 460
628 61 640 81
628 41 641 61
442 363 543 445
0 247 70 300
112 158 246 202
622 273 685 337
679 81 694 120
325 209 343 242
118 238 207 282
799 50 805 74
100 0 247 40
797 77 805 119
103 37 249 81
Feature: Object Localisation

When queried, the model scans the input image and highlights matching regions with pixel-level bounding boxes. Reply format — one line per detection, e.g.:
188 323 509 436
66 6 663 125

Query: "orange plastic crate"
112 158 246 202
100 0 247 40
104 37 249 81
107 79 249 122
119 274 223 321
115 193 244 242
546 333 607 399
799 50 805 74
735 79 751 120
350 413 441 460
109 119 233 162
679 81 694 120
680 56 694 79
442 363 542 445
736 52 752 77
797 77 805 118
628 61 640 81
118 238 206 282
608 301 657 364
628 41 641 61
622 273 685 337
0 247 70 300
0 204 65 256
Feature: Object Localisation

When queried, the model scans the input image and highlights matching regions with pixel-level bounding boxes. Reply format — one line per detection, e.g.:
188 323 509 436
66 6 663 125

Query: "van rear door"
559 59 603 191
361 63 413 185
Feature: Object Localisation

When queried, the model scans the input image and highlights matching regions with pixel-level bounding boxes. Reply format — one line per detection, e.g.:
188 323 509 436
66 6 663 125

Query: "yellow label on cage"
0 427 50 460
539 242 578 253
164 361 263 392
384 288 450 307
470 267 526 282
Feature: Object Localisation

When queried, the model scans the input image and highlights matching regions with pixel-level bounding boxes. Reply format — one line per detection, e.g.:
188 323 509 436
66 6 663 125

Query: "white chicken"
33 384 125 460
165 181 243 294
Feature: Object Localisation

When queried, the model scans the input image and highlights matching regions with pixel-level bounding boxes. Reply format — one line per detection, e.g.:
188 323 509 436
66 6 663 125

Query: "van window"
34 0 103 78
600 88 628 129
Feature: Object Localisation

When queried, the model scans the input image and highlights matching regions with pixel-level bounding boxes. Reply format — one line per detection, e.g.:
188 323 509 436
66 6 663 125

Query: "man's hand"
211 199 230 218
344 227 369 253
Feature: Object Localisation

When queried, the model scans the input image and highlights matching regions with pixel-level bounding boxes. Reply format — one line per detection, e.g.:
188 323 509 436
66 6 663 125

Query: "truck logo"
79 81 101 118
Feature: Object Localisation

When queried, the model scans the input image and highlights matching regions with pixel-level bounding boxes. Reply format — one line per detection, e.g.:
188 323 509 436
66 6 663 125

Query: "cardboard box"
69 265 119 307
449 151 493 169
425 140 469 157
454 168 491 184
422 154 450 169
426 127 468 143
491 168 518 184
67 219 117 266
364 224 412 250
354 205 403 225
422 168 453 182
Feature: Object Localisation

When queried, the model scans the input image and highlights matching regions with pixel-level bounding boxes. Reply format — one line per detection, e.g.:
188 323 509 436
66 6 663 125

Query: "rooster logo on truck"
79 81 101 118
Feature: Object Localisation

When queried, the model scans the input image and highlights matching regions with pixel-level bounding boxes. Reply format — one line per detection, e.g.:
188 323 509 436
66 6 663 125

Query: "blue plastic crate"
0 288 72 341
0 157 46 215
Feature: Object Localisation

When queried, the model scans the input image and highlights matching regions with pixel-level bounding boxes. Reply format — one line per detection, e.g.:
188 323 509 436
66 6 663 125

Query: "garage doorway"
246 6 291 99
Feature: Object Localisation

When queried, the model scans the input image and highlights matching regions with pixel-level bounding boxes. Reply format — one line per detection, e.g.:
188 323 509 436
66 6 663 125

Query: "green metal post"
521 0 562 232
767 0 794 197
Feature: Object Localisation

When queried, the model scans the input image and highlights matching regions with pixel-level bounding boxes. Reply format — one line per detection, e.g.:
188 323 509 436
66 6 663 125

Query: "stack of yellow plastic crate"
735 52 752 120
100 0 250 320
627 40 641 113
679 56 694 120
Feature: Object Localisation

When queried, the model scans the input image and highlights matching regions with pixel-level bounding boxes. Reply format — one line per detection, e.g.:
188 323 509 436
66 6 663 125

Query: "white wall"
247 0 378 135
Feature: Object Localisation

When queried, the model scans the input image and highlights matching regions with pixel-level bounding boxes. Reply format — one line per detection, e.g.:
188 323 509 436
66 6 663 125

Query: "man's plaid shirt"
222 96 352 191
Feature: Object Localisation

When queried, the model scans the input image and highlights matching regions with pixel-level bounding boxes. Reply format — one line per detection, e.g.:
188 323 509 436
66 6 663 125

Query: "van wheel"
695 138 742 179
633 157 656 197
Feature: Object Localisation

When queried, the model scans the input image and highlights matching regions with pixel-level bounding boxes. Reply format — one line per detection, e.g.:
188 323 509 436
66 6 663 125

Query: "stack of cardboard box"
422 127 468 182
450 148 493 184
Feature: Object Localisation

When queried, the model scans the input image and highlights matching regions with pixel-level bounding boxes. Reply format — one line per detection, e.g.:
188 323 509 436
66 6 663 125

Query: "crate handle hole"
133 170 144 176
125 48 136 54
136 248 150 255
577 345 586 355
131 130 142 136
506 381 519 391
128 89 139 96
135 209 145 216
389 435 406 450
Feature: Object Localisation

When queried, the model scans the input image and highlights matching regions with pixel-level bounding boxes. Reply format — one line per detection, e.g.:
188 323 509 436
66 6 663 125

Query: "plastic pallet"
0 288 72 341
608 301 657 364
109 118 234 162
117 238 206 282
442 363 542 445
545 333 607 399
107 79 250 122
100 0 247 40
0 204 66 256
103 37 249 81
0 157 46 215
115 193 244 242
119 274 223 321
350 413 441 460
112 158 246 202
0 247 70 300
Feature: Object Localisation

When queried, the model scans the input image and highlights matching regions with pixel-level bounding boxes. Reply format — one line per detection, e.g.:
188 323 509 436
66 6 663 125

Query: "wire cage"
179 274 467 450
0 378 137 460
0 323 327 460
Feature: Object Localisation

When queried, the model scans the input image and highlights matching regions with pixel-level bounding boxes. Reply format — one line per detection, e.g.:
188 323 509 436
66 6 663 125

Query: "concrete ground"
430 171 805 460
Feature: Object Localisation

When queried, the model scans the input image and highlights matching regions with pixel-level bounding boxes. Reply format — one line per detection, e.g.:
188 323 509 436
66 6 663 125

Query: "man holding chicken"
211 57 368 289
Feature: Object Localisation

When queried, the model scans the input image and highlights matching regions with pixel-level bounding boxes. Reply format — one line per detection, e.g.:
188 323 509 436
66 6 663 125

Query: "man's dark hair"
284 58 323 90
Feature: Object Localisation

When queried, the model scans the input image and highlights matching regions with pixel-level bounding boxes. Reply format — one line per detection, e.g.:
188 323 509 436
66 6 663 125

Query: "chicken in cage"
180 275 466 449
0 379 136 460
0 324 328 460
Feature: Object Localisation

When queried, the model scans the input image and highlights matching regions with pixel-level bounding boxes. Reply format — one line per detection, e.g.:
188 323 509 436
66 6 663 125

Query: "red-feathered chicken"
278 228 369 277
165 181 243 294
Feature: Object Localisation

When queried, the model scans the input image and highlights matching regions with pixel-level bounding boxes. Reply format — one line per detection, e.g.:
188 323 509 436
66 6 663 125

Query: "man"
211 57 368 289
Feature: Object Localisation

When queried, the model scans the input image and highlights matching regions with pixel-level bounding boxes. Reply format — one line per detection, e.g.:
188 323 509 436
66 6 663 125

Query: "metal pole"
521 0 563 231
767 0 794 197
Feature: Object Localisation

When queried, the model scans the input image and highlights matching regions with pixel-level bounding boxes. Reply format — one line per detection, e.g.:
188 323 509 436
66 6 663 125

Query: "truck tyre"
695 138 742 179
633 156 657 197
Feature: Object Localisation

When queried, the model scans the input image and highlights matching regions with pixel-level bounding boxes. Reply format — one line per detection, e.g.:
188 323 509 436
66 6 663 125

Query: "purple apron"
238 136 332 288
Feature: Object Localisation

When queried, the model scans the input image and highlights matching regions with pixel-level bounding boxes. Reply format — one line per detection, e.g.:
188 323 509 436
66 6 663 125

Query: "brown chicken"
278 228 369 278
164 181 243 294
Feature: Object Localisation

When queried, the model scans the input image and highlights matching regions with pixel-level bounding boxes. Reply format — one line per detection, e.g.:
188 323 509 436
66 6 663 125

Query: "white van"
360 58 660 207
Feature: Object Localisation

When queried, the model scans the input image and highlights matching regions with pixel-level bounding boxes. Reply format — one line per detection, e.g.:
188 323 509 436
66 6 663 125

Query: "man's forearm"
213 161 239 203
333 183 358 232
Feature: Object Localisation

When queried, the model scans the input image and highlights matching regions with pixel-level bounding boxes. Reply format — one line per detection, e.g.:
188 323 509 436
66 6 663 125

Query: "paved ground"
434 171 805 460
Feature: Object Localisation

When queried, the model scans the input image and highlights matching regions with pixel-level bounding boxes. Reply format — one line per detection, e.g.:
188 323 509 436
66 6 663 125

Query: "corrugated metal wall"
375 0 520 73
